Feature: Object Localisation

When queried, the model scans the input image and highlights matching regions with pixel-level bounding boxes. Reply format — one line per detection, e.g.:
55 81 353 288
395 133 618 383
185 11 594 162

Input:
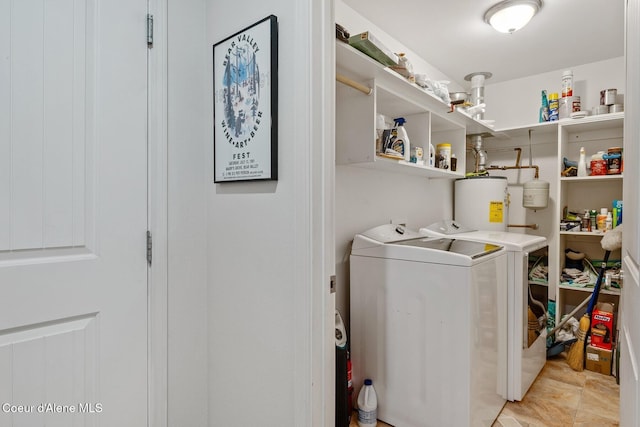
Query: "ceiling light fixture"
484 0 542 34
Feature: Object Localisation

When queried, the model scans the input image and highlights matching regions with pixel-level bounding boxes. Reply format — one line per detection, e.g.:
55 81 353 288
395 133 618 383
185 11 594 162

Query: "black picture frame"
213 15 278 182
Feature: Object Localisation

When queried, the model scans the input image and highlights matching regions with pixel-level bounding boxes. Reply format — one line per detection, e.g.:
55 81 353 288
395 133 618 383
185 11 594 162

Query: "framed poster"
213 15 278 182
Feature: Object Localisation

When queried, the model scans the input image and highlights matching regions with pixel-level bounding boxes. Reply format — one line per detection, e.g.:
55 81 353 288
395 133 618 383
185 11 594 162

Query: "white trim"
147 0 168 425
293 0 313 423
308 0 336 425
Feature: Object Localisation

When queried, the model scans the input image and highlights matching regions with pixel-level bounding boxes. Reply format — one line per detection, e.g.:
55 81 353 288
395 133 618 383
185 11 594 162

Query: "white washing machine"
350 224 507 427
420 221 548 402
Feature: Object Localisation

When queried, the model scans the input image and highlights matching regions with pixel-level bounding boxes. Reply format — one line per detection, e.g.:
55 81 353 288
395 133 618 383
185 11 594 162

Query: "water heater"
455 176 509 231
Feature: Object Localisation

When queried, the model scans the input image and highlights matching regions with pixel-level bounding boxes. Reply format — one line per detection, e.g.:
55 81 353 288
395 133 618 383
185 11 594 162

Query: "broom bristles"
567 314 590 371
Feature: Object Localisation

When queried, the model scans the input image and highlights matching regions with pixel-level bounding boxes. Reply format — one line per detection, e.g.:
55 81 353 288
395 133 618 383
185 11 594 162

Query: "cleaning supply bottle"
590 209 597 231
548 92 559 121
539 90 549 122
606 211 613 231
597 208 608 231
357 379 377 427
393 117 411 162
582 210 591 232
577 147 588 177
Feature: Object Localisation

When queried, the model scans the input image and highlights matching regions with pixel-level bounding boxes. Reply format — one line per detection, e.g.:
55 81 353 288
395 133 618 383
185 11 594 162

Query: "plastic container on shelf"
357 379 378 427
590 151 608 176
436 143 452 170
577 147 588 177
393 117 411 162
606 211 613 231
606 147 623 174
562 70 573 97
548 92 559 121
597 208 608 231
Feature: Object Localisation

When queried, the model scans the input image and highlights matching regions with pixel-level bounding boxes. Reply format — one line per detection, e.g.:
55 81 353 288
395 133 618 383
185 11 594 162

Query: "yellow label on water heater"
489 201 504 223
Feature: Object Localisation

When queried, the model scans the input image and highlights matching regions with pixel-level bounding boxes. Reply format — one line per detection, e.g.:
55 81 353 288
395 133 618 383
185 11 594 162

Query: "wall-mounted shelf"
554 112 624 330
560 174 623 182
350 156 463 179
559 231 611 236
335 41 494 137
558 284 621 296
493 121 558 141
335 41 489 179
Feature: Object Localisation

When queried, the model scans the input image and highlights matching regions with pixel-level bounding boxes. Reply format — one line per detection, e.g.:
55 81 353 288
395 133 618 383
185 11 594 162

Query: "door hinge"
146 14 154 47
146 230 152 266
330 275 336 294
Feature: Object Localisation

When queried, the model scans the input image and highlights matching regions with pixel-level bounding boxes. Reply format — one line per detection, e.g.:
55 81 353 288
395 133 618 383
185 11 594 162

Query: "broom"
566 225 622 371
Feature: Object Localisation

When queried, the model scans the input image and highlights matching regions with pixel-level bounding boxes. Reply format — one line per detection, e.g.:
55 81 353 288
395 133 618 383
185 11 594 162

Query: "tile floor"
349 352 620 427
493 353 619 427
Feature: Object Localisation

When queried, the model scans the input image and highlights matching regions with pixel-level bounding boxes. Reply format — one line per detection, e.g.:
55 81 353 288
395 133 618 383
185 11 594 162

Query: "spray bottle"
393 117 411 162
539 90 549 122
577 147 588 177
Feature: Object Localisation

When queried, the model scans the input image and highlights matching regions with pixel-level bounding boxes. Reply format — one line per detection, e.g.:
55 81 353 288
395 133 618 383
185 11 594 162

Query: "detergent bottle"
393 117 411 162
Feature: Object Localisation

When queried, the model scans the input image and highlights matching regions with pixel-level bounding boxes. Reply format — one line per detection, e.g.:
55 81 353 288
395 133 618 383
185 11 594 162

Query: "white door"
0 0 149 426
620 0 640 425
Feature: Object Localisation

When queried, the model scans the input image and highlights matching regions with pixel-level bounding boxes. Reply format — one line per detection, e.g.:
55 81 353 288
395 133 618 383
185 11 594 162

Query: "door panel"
0 316 96 427
621 0 640 425
0 0 148 425
0 0 91 252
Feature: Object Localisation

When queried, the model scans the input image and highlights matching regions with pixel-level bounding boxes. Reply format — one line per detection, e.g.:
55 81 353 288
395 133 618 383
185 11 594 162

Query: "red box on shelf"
591 302 614 350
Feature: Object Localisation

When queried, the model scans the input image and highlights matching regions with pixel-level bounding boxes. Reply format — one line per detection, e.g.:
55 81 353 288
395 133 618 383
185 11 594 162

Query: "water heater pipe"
486 148 540 178
464 71 492 172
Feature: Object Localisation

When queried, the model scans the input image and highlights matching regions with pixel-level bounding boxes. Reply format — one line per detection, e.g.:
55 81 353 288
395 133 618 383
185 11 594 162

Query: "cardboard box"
586 345 612 375
348 32 398 67
591 302 614 350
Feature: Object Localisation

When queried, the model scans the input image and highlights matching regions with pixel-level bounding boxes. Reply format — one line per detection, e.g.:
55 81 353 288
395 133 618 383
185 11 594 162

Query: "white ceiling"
342 0 624 89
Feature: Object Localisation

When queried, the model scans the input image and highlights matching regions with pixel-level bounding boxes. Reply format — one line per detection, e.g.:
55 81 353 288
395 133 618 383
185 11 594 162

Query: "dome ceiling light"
484 0 543 34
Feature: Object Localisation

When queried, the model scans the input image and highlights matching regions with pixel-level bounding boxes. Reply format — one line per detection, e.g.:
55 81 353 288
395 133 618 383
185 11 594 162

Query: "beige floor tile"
521 375 583 409
494 414 530 426
347 353 620 426
541 357 588 388
573 409 620 427
499 398 577 427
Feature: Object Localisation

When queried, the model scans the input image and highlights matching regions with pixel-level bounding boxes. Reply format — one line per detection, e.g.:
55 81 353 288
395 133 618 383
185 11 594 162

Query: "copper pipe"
486 148 540 179
336 73 372 95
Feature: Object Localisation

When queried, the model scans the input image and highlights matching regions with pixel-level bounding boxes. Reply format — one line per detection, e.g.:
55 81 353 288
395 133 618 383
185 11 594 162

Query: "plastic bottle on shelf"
562 70 573 98
548 92 559 121
597 208 608 231
539 90 549 123
590 210 597 231
582 210 591 232
357 379 378 427
393 117 411 162
577 147 588 177
606 211 613 231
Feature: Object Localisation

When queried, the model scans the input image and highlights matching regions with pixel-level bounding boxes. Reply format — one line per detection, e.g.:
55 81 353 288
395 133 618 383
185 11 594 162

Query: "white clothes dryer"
350 224 507 427
421 221 548 402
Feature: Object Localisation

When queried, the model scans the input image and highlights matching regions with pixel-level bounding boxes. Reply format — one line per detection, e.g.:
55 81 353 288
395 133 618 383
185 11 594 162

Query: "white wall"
167 0 209 425
335 1 465 93
206 1 331 426
485 57 625 129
